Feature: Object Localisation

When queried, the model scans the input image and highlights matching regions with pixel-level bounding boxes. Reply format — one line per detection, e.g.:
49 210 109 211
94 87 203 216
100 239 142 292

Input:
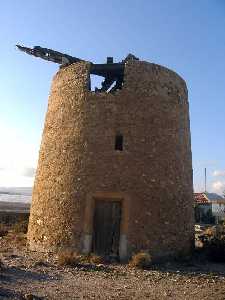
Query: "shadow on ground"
0 287 25 299
0 265 60 283
0 287 44 300
149 260 225 278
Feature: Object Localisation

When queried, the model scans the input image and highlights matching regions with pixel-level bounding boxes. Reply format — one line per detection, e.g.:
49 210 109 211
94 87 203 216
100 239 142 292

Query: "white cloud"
193 182 204 193
22 167 36 177
211 180 225 195
212 170 225 177
0 168 35 187
0 121 38 187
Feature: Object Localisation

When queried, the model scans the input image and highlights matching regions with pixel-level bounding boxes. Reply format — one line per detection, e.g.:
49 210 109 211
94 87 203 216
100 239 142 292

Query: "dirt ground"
0 231 225 300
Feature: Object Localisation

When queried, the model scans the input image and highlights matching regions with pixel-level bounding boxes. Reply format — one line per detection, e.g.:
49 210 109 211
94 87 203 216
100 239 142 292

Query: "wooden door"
92 200 121 257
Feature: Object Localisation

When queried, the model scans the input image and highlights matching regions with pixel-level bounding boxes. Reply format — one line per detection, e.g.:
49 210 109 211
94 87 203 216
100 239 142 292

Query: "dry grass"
57 249 81 266
0 217 28 236
2 232 27 250
0 223 8 237
0 221 27 253
204 227 215 236
129 251 152 269
57 250 104 266
12 218 28 234
88 254 104 264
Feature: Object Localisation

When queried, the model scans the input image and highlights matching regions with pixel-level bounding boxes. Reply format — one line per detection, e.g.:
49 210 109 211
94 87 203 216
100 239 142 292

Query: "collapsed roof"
16 44 139 93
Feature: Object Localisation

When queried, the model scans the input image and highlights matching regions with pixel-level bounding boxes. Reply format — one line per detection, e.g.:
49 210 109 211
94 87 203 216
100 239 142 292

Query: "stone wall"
27 60 194 260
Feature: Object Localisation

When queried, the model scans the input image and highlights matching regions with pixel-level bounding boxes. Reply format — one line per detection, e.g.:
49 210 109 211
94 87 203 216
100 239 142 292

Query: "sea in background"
0 187 32 203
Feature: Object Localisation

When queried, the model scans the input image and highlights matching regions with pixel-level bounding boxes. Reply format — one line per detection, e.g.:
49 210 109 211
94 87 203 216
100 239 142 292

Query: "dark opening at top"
115 134 123 151
16 44 139 94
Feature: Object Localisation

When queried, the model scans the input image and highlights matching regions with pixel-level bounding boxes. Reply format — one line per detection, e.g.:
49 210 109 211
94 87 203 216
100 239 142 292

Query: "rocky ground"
0 230 225 300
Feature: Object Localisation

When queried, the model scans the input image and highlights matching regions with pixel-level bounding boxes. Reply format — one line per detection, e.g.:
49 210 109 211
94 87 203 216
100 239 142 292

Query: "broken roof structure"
16 44 139 93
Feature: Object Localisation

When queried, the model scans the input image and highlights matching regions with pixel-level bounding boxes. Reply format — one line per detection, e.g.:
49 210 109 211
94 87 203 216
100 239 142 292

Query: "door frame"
82 192 130 261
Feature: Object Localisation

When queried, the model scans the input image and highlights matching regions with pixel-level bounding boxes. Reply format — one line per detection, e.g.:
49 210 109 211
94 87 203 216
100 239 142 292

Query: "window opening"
90 74 105 92
89 56 125 93
115 134 123 151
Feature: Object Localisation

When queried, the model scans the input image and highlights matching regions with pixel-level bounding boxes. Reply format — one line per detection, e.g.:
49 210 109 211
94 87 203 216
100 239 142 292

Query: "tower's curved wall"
27 60 194 259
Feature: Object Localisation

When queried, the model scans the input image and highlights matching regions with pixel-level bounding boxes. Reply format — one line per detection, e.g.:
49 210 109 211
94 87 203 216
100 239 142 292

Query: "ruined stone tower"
27 59 194 261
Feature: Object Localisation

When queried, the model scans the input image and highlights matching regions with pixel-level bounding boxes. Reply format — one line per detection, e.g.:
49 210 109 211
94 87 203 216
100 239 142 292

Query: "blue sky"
0 0 225 193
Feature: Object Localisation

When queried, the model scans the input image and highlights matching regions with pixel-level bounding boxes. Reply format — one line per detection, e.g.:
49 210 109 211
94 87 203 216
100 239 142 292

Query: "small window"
115 134 123 151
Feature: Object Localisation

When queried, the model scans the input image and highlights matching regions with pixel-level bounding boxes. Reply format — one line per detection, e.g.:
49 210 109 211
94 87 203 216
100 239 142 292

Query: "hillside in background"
0 187 32 203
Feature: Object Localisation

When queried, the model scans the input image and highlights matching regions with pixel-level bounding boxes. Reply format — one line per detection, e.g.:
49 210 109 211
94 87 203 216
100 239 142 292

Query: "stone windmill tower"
18 45 194 261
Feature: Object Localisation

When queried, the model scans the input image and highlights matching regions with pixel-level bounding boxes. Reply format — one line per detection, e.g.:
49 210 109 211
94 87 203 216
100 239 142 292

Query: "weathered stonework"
27 60 194 260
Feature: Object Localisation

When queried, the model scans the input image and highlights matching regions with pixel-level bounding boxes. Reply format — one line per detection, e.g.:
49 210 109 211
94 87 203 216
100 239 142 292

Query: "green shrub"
204 236 225 262
197 224 225 262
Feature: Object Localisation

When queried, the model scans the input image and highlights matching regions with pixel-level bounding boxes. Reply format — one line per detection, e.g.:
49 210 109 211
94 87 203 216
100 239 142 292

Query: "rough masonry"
27 59 194 261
